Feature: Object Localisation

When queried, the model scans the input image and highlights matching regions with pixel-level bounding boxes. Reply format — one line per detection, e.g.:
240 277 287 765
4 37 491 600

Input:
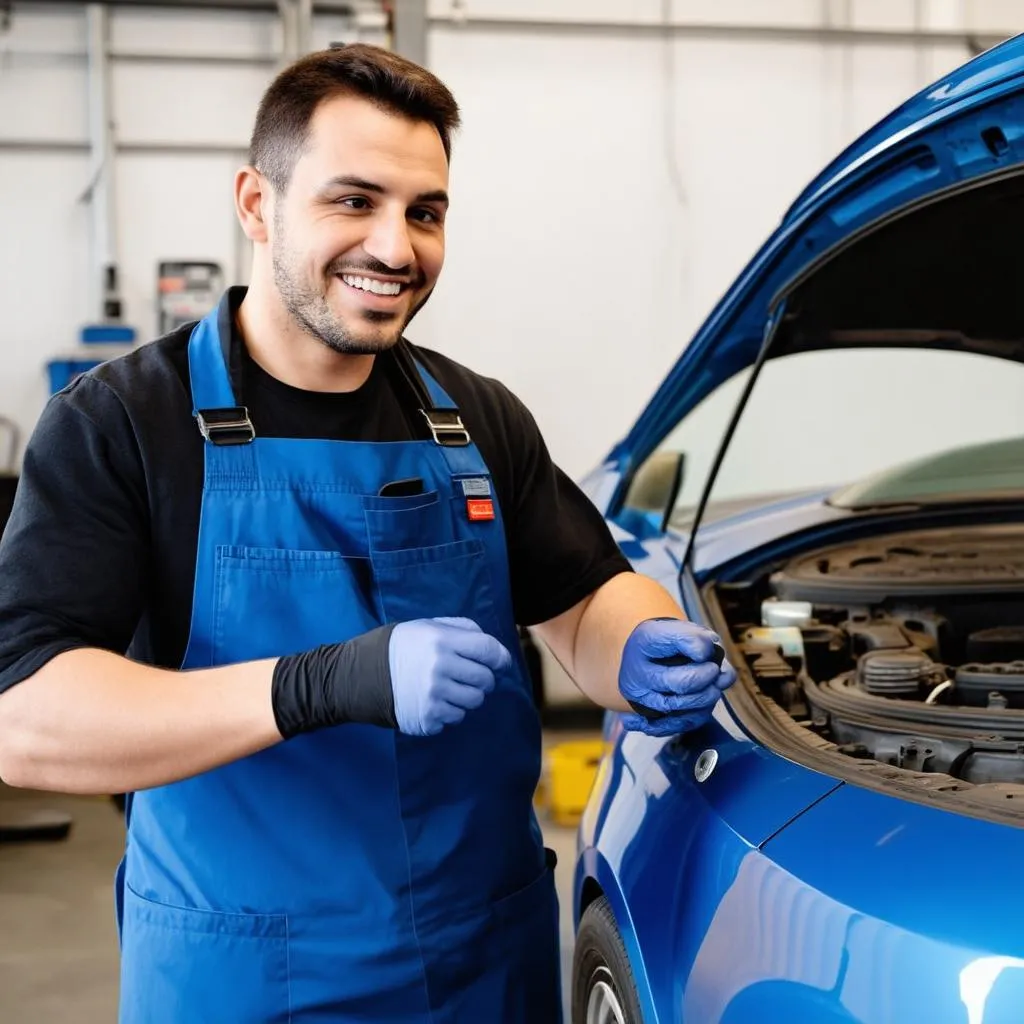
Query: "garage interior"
2 1 1023 1021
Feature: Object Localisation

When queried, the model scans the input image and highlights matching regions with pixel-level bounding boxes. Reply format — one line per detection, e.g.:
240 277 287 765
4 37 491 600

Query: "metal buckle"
195 407 256 446
421 409 471 447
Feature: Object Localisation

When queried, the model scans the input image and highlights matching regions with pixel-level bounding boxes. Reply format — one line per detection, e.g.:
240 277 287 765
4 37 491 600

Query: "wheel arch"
575 846 662 1023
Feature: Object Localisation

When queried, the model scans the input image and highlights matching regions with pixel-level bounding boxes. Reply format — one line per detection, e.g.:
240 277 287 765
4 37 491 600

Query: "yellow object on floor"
543 739 606 827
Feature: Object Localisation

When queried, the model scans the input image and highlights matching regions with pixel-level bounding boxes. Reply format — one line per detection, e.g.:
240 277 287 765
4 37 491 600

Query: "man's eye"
410 207 440 224
340 196 371 209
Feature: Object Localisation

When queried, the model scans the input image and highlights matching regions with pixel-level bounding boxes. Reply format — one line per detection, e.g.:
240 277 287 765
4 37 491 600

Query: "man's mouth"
339 274 408 297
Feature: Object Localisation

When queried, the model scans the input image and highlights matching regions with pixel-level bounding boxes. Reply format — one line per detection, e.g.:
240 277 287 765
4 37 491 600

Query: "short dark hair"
249 44 461 193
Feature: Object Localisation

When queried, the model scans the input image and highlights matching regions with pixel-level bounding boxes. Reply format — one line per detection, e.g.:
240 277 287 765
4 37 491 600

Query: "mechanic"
0 45 735 1023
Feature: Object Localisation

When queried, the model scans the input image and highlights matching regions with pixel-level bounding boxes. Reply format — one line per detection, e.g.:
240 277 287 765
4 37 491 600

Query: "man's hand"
389 617 511 736
618 618 736 737
272 617 511 739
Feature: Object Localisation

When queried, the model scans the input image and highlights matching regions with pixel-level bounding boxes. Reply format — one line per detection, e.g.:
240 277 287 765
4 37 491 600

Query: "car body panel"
715 782 1024 1024
673 789 1024 1023
579 741 1024 1024
574 32 1024 1024
785 42 1024 222
575 715 842 1024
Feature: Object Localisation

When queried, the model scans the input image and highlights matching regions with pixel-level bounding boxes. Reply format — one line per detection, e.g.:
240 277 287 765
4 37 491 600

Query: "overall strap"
391 341 486 478
187 309 255 447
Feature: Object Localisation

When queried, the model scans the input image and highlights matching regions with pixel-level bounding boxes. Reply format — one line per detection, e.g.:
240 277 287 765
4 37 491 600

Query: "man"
0 45 734 1022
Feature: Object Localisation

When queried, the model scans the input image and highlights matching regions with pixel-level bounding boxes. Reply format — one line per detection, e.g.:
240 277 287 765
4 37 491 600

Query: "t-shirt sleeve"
0 377 151 694
499 391 632 626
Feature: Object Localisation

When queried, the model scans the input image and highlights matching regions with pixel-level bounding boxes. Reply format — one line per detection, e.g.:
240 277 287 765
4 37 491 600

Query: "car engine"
717 524 1024 785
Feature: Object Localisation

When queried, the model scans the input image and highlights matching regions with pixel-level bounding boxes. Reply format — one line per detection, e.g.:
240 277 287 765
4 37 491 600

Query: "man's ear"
235 165 270 243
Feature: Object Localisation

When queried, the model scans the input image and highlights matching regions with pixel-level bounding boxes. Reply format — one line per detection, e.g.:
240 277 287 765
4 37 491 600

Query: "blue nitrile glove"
389 617 513 736
619 618 737 737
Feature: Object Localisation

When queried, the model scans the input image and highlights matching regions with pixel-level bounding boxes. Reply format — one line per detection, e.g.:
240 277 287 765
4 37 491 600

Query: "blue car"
571 33 1024 1024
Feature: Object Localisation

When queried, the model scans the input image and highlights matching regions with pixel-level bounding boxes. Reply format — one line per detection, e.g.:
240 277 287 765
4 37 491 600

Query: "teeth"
342 275 402 296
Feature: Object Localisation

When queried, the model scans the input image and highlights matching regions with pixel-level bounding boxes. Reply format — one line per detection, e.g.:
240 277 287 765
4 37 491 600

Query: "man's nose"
363 209 415 271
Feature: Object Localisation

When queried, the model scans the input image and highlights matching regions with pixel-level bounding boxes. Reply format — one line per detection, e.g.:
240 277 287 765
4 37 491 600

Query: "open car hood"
613 33 1024 477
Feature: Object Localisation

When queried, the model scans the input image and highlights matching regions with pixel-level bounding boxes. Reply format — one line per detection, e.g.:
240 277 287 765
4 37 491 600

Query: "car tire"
572 895 644 1024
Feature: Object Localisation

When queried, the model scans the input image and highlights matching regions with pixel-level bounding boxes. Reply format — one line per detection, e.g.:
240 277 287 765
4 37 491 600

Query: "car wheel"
573 896 644 1024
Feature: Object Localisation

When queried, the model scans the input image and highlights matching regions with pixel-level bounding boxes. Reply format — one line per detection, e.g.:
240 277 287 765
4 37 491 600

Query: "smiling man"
0 45 733 1023
252 94 449 372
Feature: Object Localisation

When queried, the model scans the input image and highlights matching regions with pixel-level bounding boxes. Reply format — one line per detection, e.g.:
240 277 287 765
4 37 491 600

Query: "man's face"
269 94 449 355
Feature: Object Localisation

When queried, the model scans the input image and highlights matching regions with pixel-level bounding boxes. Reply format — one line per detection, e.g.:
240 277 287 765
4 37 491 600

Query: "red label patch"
466 499 495 522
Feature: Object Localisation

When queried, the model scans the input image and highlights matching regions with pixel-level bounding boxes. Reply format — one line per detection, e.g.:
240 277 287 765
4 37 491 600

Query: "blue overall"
114 305 562 1022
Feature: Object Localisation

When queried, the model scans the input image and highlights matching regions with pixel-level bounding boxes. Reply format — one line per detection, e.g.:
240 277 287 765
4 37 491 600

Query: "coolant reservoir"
762 599 814 629
744 626 806 660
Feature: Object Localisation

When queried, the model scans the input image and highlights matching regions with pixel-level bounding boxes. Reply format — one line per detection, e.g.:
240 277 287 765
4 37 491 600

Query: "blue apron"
114 305 562 1022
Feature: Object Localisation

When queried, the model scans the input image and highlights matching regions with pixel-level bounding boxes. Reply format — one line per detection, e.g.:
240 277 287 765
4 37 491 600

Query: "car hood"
613 33 1024 476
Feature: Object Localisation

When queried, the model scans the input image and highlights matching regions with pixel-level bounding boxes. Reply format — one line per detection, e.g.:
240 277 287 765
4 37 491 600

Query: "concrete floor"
0 737 587 1023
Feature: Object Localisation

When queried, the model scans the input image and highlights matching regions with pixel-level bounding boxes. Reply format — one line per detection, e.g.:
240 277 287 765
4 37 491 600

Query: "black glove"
270 617 511 740
271 624 398 739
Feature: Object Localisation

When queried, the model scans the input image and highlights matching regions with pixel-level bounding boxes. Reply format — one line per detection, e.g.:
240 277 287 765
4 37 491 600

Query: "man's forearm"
0 649 282 795
534 572 687 712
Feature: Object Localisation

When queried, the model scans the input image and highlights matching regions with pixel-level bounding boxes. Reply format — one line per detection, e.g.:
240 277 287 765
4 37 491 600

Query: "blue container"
47 359 103 395
80 325 136 345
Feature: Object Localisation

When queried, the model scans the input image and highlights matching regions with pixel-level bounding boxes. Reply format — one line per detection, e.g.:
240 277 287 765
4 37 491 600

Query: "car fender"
575 842 663 1023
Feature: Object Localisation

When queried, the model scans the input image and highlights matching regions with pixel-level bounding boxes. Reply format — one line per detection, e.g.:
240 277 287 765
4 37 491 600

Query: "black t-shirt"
0 289 631 693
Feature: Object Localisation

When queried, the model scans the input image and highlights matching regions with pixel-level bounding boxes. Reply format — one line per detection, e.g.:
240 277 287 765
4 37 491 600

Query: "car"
570 32 1024 1024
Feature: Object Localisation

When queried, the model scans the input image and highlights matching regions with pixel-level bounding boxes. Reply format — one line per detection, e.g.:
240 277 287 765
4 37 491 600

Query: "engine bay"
716 524 1024 787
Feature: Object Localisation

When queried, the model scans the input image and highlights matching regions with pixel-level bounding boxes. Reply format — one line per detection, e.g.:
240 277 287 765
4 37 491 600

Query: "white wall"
0 0 1017 478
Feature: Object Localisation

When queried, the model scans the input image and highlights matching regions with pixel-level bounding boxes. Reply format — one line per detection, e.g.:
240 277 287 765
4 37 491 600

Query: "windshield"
663 347 1024 526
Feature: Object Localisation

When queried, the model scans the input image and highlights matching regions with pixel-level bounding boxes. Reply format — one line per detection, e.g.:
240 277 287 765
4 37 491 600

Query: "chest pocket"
371 538 499 635
362 490 451 552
